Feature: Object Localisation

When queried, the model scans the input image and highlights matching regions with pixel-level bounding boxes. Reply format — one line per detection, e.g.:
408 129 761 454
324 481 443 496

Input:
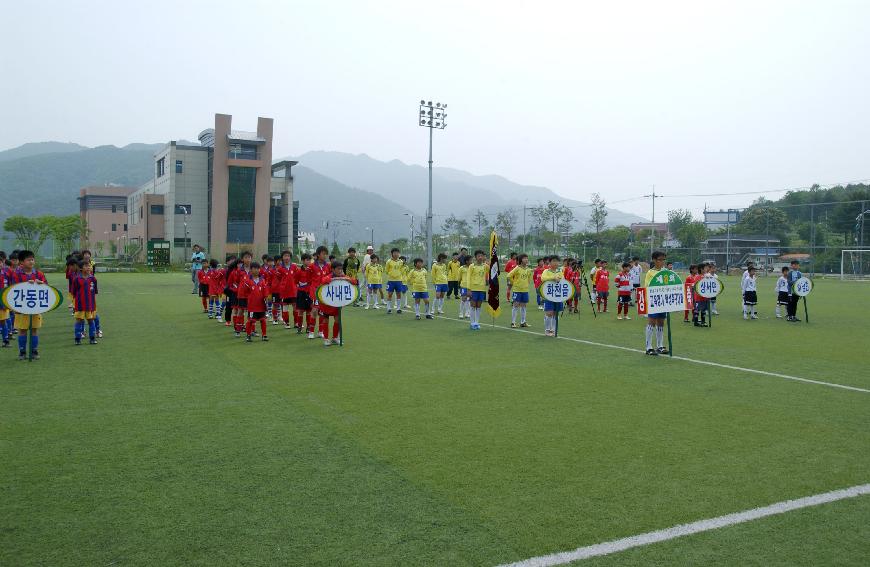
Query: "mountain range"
0 142 645 244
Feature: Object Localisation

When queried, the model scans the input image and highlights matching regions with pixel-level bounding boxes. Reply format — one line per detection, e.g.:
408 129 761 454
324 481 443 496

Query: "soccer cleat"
323 339 331 346
273 320 280 325
425 314 433 320
297 327 303 334
75 338 81 346
284 323 292 329
308 332 315 339
646 349 658 356
18 351 26 361
331 338 341 345
364 305 370 310
246 335 253 342
396 309 403 314
262 336 269 342
776 314 783 319
538 305 544 310
225 320 231 326
386 308 392 314
656 347 669 355
684 319 691 323
624 316 631 320
751 314 759 320
31 350 40 360
208 315 213 319
617 315 623 320
511 323 517 328
520 322 529 327
712 309 719 315
415 315 421 320
374 304 381 309
97 330 103 338
743 314 748 320
89 338 98 345
234 332 241 338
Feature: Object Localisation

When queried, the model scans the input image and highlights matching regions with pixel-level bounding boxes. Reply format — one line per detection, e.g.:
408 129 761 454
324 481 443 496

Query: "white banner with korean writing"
539 279 575 303
316 279 360 308
2 282 63 315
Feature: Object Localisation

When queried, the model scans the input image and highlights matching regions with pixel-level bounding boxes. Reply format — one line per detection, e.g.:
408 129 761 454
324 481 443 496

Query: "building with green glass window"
127 113 297 263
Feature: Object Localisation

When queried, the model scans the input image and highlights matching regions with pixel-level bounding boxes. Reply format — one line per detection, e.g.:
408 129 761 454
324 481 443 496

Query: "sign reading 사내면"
316 279 359 308
2 282 63 315
694 277 724 299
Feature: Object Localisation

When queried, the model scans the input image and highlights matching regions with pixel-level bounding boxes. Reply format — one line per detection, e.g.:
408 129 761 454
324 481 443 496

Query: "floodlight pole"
419 100 447 269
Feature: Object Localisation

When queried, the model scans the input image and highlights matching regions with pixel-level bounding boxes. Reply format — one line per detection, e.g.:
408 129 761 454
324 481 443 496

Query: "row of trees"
3 215 88 260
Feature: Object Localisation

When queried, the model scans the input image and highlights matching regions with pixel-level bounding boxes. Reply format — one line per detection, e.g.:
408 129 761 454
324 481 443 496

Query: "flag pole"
27 317 32 362
803 296 809 323
338 308 343 346
666 312 673 357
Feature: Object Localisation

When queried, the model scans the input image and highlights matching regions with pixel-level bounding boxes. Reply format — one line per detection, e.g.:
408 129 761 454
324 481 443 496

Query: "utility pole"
643 185 657 259
418 100 447 269
765 207 770 276
522 201 527 252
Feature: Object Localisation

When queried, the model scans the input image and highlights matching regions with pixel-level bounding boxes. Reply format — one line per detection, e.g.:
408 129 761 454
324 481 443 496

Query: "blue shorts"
401 284 408 293
647 313 667 320
512 292 529 304
387 281 403 293
413 291 429 299
544 301 564 312
470 291 486 302
368 283 382 290
434 284 448 293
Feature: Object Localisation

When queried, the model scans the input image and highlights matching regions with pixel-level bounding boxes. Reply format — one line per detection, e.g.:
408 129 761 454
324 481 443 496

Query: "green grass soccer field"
2 273 869 566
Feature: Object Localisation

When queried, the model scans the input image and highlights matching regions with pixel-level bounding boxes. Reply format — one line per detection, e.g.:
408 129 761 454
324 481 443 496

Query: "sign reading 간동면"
2 282 63 315
793 276 813 297
539 279 575 303
637 269 687 315
316 279 359 308
694 277 724 299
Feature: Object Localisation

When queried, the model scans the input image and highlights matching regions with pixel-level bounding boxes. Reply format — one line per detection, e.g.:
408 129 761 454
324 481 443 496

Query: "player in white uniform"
741 266 758 319
774 266 789 318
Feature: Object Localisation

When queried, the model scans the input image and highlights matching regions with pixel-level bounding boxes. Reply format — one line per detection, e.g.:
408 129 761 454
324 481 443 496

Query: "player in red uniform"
206 260 225 321
594 260 610 312
228 251 253 335
241 262 270 342
196 262 212 313
295 253 315 336
307 246 332 338
275 250 299 329
318 260 357 346
504 252 517 302
683 264 700 322
533 257 546 310
614 262 633 320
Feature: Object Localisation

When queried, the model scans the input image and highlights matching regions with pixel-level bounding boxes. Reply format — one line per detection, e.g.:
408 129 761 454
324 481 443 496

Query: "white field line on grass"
496 483 870 567
437 316 870 394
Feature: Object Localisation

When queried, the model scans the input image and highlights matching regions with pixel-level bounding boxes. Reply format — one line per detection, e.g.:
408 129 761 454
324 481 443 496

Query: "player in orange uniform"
318 260 357 346
682 264 700 323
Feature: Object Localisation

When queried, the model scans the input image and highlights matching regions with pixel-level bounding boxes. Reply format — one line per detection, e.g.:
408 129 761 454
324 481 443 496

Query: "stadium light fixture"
418 99 449 268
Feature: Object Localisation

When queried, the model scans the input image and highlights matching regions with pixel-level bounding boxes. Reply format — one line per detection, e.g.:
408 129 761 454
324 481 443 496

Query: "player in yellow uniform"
644 250 668 355
540 255 565 337
446 252 461 299
458 256 471 319
508 253 533 328
400 256 412 310
364 254 384 309
407 258 434 320
431 253 449 315
384 248 405 314
467 250 489 330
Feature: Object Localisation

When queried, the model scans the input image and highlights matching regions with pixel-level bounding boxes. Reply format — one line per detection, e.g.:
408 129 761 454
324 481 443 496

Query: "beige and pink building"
126 113 297 263
79 185 137 254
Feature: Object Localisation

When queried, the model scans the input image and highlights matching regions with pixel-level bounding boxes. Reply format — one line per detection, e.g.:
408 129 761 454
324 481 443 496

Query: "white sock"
775 305 780 316
520 306 526 323
751 307 756 316
656 326 664 348
414 303 420 316
743 305 748 316
511 305 518 324
645 324 653 349
426 302 432 314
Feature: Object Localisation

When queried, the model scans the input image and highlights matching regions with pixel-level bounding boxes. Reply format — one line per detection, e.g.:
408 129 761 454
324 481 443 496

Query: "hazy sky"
2 0 869 218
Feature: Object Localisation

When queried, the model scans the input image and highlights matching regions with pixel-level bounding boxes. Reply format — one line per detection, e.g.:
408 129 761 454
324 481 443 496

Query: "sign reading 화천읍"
793 276 813 297
539 279 576 303
637 269 687 315
694 277 724 299
1 282 63 315
316 279 359 308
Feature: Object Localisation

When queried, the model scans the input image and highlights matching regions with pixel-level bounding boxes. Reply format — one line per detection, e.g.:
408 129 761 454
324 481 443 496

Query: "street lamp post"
179 205 190 265
418 99 447 269
404 213 414 254
365 226 374 249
